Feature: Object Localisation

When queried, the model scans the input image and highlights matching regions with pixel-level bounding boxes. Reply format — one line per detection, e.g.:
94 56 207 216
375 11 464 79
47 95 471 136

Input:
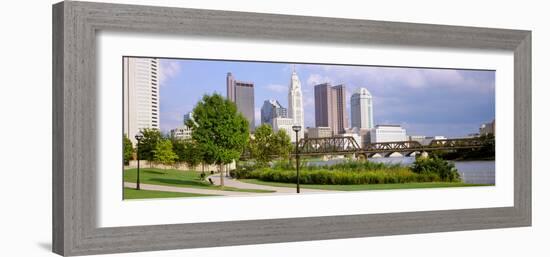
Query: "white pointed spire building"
350 87 374 129
288 67 305 142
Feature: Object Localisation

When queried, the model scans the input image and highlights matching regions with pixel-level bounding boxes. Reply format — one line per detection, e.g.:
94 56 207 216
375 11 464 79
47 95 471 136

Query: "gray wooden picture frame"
52 1 531 256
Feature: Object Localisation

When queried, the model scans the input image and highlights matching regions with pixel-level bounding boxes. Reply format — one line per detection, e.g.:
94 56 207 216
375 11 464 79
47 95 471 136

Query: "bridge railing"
240 136 494 159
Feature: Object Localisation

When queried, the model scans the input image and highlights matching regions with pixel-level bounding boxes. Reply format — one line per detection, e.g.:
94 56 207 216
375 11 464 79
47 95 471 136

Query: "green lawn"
124 168 274 193
239 179 493 191
124 187 217 199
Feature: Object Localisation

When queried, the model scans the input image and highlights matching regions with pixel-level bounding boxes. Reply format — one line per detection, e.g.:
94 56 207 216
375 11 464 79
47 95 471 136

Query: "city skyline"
158 58 495 138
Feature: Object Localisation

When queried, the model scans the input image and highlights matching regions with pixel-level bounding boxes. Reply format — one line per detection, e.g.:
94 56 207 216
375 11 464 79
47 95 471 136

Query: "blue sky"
158 58 495 138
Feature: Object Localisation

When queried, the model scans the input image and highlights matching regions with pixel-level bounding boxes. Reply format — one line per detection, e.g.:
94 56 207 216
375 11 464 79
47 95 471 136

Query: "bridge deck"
240 136 494 159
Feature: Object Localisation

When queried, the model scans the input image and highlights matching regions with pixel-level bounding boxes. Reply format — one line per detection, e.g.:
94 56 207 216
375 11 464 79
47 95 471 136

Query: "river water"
307 157 495 185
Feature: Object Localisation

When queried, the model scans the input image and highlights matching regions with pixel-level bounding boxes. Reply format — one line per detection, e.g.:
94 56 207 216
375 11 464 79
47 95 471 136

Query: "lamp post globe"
134 133 144 190
291 125 301 193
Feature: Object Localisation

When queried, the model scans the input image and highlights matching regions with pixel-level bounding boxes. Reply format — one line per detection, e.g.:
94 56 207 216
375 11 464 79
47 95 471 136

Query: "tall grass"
233 160 444 185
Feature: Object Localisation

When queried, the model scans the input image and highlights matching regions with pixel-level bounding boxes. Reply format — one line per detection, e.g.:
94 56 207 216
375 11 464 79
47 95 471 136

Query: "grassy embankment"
232 159 492 191
124 168 274 193
124 187 217 199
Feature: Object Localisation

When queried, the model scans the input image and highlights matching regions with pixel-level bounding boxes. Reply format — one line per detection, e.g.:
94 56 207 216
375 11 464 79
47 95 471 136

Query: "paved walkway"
124 182 259 196
207 174 334 194
125 175 336 196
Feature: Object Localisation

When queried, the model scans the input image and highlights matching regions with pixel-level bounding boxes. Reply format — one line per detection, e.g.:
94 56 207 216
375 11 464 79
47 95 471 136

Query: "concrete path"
124 182 259 196
207 174 334 194
125 176 337 197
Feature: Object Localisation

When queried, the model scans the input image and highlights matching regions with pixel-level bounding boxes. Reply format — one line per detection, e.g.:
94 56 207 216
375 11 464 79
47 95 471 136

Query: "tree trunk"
219 164 224 187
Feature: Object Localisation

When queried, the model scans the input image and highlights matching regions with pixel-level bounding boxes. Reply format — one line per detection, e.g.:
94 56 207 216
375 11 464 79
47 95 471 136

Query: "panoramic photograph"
122 57 496 200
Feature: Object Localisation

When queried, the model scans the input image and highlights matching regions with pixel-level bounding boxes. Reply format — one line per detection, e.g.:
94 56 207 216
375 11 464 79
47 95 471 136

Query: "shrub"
232 159 463 185
234 165 442 185
411 157 461 182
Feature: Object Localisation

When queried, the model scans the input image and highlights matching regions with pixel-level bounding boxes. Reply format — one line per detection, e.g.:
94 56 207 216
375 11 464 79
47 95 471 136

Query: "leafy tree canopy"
153 138 178 167
173 139 203 168
123 134 134 165
137 128 162 161
249 124 292 166
187 93 249 165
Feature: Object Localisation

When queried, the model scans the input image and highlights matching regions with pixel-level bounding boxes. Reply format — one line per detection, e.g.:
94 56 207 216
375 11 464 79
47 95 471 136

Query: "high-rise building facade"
123 57 160 145
288 70 305 140
332 85 348 134
226 72 255 132
261 100 287 125
314 83 333 129
272 117 297 143
183 112 194 124
350 87 374 129
314 83 348 135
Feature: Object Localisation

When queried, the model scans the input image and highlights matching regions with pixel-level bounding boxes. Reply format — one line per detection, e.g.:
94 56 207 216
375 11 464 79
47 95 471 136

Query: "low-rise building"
347 127 370 147
170 125 193 141
307 127 333 138
408 135 426 142
419 136 447 145
480 120 495 136
408 135 448 145
336 132 363 150
370 125 407 143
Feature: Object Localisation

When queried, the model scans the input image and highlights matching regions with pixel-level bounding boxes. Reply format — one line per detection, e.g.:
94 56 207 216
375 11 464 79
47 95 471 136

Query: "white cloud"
302 65 488 91
302 94 314 108
265 84 287 93
159 60 182 85
306 74 333 87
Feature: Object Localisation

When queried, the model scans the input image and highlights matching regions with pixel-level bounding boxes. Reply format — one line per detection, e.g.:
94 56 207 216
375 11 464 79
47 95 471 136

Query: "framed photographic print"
52 1 531 256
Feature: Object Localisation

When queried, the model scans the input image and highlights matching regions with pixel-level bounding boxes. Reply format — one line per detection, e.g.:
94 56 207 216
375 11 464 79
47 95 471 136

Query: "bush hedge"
232 159 459 185
411 156 461 182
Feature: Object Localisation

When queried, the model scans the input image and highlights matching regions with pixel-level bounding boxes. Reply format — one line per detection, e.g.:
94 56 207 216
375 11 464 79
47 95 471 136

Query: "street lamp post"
134 133 144 190
292 125 302 194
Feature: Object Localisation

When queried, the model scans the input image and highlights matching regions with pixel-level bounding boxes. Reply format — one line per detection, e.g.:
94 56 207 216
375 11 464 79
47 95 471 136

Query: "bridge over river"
296 136 493 158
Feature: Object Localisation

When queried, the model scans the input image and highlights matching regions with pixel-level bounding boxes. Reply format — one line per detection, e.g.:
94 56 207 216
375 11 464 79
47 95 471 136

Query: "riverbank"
324 157 495 185
239 179 491 191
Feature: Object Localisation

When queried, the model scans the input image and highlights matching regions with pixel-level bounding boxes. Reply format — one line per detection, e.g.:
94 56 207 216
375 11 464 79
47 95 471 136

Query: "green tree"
411 156 461 182
249 124 274 166
272 129 293 159
173 139 203 170
249 124 293 167
172 139 185 162
153 139 178 168
187 93 249 186
248 125 291 166
137 128 162 163
123 134 134 165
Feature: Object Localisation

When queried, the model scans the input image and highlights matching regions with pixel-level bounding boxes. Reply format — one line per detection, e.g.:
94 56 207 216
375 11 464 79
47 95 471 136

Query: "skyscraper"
314 83 333 129
261 99 288 125
123 57 160 145
332 84 348 134
226 72 255 132
350 87 374 129
314 83 348 135
288 69 305 141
